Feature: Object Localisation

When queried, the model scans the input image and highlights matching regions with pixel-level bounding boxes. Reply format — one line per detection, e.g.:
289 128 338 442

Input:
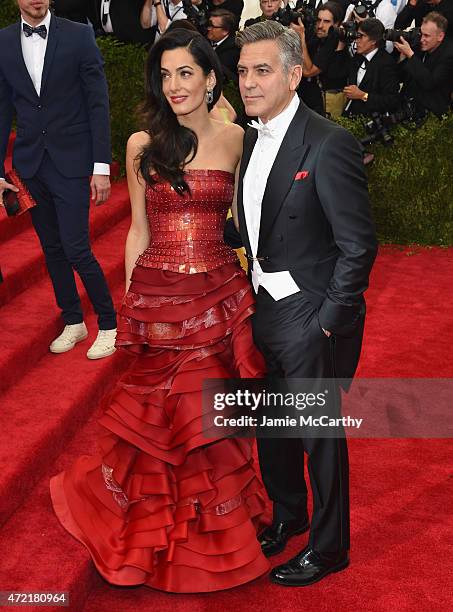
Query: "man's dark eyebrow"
237 63 273 70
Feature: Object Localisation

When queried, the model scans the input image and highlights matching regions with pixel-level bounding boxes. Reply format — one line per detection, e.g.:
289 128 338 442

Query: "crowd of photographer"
52 0 453 124
250 0 453 122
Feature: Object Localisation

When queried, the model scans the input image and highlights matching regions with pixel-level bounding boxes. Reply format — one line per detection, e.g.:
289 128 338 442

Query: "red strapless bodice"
136 169 239 274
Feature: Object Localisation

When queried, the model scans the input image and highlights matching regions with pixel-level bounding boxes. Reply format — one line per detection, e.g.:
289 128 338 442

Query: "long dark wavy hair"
139 30 223 195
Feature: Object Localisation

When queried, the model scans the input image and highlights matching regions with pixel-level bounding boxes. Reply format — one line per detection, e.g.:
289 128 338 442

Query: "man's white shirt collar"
214 35 229 47
249 94 300 139
364 48 379 63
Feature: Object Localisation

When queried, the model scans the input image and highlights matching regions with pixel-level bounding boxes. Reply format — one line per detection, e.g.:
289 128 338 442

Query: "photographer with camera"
395 0 453 38
317 2 353 117
291 2 346 115
140 0 204 40
343 18 400 115
244 0 284 27
344 0 407 52
345 0 407 27
395 12 453 116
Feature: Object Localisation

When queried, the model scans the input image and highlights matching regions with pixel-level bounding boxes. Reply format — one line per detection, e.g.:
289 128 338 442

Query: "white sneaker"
49 322 88 354
86 328 117 360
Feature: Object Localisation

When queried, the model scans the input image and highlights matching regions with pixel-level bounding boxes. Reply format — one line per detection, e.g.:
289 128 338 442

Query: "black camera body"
331 20 360 45
271 1 317 36
384 27 421 48
349 0 381 19
360 98 428 147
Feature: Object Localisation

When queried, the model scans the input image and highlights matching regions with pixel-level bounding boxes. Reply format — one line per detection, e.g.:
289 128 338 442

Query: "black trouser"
25 153 116 329
252 287 350 554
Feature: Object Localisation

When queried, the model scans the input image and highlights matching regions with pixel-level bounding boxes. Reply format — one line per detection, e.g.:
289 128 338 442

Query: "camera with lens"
182 0 209 36
331 20 360 45
384 27 421 47
361 112 394 147
360 98 428 147
348 0 379 19
271 0 317 36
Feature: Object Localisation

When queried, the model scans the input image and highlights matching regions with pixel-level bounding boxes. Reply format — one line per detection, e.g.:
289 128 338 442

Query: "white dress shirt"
212 35 229 48
100 0 114 33
243 94 301 301
21 10 51 97
357 48 378 86
19 10 109 176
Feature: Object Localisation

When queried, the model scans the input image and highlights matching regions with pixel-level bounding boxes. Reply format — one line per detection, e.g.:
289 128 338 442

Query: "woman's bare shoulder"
127 130 151 152
214 122 244 155
220 121 244 139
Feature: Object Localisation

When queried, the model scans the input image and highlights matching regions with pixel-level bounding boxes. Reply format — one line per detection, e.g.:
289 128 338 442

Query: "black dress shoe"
270 546 349 586
259 518 310 557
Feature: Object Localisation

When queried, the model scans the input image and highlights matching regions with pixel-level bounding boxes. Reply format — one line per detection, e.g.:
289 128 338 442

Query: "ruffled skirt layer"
50 262 270 592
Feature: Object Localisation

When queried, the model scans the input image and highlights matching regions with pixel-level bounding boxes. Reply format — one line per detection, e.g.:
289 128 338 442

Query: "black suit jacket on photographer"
345 48 401 116
395 0 453 39
208 0 244 19
299 35 338 115
215 34 240 82
399 38 453 117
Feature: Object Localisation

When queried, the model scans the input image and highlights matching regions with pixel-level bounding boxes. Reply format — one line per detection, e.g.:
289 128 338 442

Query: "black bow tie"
23 23 47 39
359 56 369 68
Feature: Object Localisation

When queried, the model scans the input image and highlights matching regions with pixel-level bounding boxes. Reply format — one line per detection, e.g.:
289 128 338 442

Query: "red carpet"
0 157 451 611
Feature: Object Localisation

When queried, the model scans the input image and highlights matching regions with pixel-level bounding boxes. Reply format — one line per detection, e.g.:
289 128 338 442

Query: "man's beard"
23 6 48 22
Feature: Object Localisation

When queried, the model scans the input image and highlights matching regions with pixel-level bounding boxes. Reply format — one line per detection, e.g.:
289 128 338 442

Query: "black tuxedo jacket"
346 49 400 116
236 103 378 380
0 15 111 179
215 35 240 82
400 39 453 117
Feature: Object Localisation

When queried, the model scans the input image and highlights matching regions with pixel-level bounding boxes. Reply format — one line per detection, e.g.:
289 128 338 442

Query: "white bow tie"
248 120 275 138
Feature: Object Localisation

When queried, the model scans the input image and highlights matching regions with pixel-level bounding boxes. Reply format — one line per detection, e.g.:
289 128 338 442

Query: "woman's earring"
206 89 214 105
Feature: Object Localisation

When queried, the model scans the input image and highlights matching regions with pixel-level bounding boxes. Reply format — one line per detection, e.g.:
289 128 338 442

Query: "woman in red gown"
50 29 270 592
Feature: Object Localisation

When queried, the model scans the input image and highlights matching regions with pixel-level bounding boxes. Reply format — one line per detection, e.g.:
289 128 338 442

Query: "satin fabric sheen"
50 170 270 592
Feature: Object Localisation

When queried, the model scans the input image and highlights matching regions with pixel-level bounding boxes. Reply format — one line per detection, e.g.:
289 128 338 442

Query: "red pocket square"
295 171 310 180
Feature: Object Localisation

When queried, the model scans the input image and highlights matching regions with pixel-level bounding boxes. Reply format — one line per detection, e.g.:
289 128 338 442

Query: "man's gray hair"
236 21 303 73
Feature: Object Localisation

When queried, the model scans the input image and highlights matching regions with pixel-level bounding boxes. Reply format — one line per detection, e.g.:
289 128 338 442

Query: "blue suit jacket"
0 15 111 179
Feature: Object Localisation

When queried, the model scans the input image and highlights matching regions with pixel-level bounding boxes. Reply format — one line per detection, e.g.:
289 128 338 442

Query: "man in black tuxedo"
343 18 400 116
396 11 453 117
0 0 117 359
207 9 240 81
232 21 377 586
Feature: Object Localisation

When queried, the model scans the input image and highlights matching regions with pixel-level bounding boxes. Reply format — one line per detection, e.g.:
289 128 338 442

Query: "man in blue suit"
0 0 117 359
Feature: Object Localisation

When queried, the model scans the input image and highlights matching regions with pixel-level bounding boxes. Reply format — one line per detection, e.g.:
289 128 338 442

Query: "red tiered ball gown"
50 170 271 592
